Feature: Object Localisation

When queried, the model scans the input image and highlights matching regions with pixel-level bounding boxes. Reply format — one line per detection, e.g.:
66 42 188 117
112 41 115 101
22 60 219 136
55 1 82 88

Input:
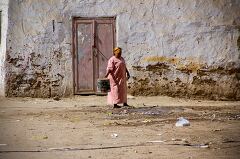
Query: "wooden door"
72 17 116 94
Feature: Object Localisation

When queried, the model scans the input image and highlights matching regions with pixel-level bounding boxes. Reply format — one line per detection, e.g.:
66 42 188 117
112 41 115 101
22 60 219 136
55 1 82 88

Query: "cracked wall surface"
4 0 240 100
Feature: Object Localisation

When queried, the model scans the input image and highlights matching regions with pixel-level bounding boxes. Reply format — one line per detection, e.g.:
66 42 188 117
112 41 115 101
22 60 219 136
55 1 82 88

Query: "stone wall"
0 0 9 96
5 0 240 100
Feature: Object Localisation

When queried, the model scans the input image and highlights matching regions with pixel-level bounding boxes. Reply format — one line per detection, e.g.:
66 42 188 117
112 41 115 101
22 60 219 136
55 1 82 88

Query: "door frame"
72 17 116 95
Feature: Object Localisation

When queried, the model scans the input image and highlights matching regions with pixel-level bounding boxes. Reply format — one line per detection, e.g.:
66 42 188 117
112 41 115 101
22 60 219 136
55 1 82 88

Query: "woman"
105 47 130 108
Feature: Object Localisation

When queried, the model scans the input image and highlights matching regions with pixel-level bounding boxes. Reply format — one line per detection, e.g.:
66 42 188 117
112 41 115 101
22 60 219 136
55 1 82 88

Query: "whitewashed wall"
4 0 240 99
0 0 9 96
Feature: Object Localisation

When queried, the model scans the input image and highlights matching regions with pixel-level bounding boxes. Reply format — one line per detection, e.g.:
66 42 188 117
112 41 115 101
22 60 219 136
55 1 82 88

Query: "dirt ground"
0 95 240 159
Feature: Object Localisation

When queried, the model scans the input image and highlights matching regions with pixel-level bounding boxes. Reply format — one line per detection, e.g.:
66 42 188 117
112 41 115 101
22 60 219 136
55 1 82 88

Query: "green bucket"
97 78 110 93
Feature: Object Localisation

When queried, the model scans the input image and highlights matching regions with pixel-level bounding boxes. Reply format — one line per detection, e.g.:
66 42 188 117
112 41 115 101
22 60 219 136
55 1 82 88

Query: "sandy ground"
0 95 240 159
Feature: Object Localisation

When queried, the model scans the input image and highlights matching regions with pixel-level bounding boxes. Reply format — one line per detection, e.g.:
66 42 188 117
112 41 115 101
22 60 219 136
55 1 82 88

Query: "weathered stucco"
4 0 240 100
0 0 9 96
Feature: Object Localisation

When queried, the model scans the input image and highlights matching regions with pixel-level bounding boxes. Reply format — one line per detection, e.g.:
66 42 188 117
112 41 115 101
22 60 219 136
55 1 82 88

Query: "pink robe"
107 56 127 105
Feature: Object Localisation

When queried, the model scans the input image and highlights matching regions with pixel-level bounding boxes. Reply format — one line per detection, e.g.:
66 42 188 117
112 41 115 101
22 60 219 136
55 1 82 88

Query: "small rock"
213 129 221 132
111 133 118 138
175 117 190 127
53 96 60 101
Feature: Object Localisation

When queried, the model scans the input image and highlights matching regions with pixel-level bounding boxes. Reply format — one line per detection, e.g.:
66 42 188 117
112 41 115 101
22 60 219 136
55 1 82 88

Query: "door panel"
76 22 94 92
96 21 115 78
73 18 115 94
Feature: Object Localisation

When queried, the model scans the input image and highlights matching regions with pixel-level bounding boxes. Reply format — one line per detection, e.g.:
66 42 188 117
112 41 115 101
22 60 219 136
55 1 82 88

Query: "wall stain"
146 62 170 74
132 66 144 71
130 56 240 100
144 56 180 65
6 50 66 98
192 76 216 85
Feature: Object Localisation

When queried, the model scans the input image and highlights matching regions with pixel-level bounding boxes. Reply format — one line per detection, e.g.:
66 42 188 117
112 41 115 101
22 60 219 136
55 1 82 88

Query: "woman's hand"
105 72 109 78
105 70 111 78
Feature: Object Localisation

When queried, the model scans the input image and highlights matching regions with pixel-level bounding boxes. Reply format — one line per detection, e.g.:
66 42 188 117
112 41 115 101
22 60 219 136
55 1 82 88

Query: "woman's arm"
105 57 113 78
105 69 111 78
